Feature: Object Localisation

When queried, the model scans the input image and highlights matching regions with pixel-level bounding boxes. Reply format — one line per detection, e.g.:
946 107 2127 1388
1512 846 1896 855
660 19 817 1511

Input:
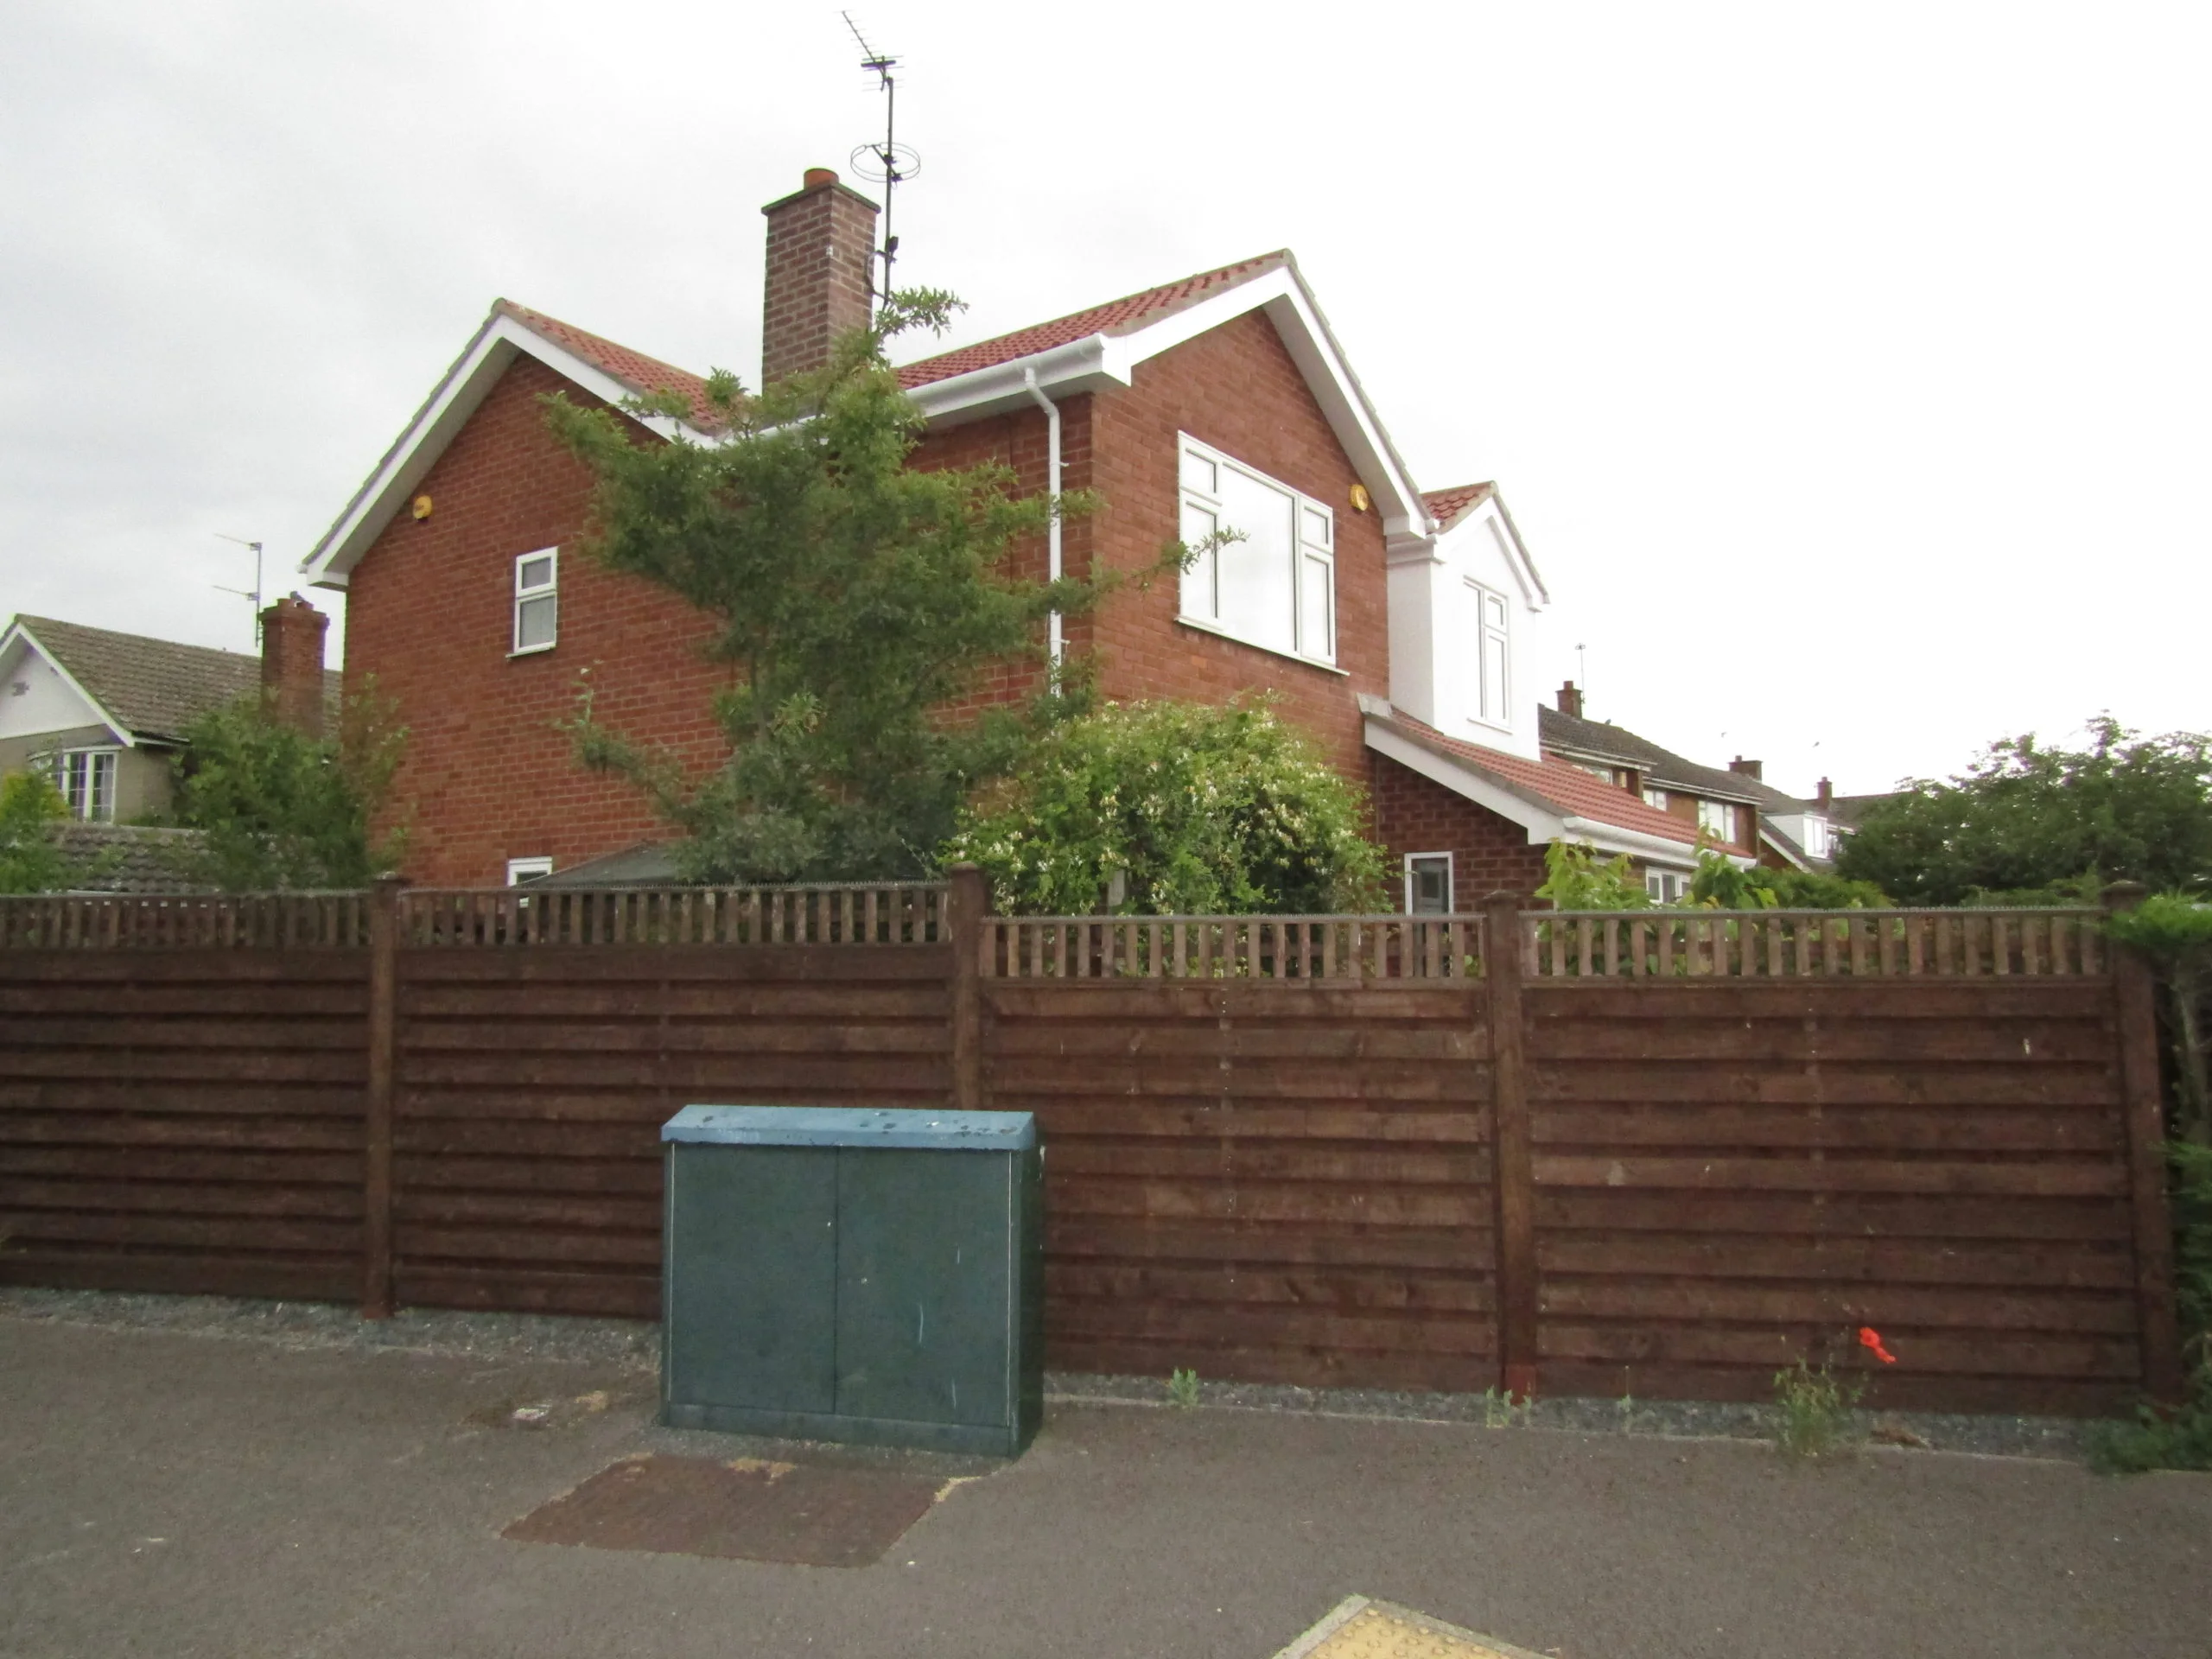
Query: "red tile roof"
895 252 1289 388
496 301 721 427
1422 482 1495 531
1377 711 1704 848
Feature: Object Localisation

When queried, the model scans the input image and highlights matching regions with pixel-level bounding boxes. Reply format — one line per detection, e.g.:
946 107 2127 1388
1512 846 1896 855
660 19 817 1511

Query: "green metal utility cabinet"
659 1104 1044 1456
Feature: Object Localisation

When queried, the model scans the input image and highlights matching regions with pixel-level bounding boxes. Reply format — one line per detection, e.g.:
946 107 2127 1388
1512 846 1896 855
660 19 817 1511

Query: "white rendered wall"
0 638 111 743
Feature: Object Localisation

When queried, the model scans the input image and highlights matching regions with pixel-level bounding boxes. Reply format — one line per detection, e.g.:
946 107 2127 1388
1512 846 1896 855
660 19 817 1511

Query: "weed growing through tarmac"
1168 1368 1201 1408
1480 1387 1532 1430
1771 1358 1863 1458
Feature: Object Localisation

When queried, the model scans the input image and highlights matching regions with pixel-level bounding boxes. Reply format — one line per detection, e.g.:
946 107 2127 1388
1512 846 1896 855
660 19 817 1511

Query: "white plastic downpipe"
1021 366 1064 677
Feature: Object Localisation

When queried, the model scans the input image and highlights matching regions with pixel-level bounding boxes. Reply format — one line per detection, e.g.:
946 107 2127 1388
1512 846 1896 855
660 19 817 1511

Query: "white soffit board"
0 623 133 746
299 311 712 591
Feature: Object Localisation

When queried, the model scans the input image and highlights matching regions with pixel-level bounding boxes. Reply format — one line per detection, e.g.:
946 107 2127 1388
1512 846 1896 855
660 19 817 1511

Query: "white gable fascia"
0 621 134 747
1364 715 1734 871
907 261 1431 553
299 312 715 591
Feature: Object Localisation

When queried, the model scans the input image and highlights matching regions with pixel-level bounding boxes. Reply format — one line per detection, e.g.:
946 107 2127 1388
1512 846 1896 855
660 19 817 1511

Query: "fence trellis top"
1521 906 2109 980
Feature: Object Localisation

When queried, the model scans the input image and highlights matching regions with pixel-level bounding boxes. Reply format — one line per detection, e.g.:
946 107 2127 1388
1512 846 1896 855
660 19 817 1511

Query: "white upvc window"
1177 435 1335 665
1468 580 1510 729
512 548 558 654
1802 817 1831 859
505 856 554 886
1643 786 1669 810
53 747 118 821
1404 852 1453 915
1697 799 1742 843
1646 868 1693 904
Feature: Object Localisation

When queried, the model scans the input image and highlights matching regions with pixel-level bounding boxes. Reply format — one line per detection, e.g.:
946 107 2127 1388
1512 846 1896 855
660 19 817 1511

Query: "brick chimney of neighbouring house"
1730 756 1764 781
1816 777 1834 811
760 167 880 387
260 594 329 739
1557 681 1583 719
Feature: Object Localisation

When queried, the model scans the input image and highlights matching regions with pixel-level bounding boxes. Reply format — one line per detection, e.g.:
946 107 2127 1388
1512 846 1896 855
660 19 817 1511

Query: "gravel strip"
0 1287 2099 1462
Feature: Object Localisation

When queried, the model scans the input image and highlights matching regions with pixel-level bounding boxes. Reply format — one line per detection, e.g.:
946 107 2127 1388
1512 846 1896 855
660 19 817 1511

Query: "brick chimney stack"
1557 681 1583 719
260 594 329 739
1816 777 1834 812
1729 756 1764 781
760 168 880 387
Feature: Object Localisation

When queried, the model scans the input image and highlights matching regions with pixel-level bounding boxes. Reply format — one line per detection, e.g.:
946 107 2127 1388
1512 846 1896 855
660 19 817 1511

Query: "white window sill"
1465 715 1515 739
1173 615 1346 676
508 643 557 659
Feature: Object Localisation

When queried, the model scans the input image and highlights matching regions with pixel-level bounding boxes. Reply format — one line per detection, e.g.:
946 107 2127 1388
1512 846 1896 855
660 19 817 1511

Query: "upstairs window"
513 549 558 654
1178 435 1335 664
1643 786 1669 810
53 747 118 821
1469 581 1510 728
1802 817 1831 859
1697 799 1743 843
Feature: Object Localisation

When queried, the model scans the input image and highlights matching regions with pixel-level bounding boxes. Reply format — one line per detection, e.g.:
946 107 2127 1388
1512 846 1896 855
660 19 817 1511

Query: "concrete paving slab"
2 1314 2207 1659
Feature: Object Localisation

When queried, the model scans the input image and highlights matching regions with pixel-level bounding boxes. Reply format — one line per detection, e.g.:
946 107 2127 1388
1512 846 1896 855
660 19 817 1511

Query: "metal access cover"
501 1454 940 1567
1274 1597 1549 1659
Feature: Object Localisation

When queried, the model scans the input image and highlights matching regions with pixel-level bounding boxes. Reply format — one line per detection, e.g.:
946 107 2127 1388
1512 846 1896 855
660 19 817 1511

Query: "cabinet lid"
662 1104 1036 1151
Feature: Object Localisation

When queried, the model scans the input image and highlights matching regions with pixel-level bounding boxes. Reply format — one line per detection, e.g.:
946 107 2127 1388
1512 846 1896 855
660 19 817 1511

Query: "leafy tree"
1533 840 1649 911
0 770 72 894
543 289 1187 884
942 698 1386 914
1836 718 2212 906
1687 848 1889 910
166 691 406 890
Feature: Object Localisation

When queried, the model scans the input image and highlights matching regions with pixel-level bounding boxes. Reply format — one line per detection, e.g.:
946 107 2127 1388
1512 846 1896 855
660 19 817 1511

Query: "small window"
505 856 554 886
1469 580 1510 728
513 549 558 654
1802 817 1830 859
1646 868 1693 904
1643 786 1669 810
1404 853 1453 915
1177 434 1336 665
1697 799 1742 843
53 747 118 822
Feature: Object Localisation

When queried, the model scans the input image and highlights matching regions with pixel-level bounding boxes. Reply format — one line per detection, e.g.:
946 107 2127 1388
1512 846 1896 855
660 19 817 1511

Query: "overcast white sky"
3 2 2206 798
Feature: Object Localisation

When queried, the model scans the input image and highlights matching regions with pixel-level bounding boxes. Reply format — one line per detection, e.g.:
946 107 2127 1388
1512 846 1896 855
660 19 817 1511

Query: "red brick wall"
343 356 730 886
1369 754 1548 907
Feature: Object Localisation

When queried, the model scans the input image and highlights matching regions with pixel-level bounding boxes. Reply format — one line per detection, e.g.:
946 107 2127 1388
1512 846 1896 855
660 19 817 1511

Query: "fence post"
947 863 986 1113
363 875 404 1319
1483 891 1539 1400
2103 881 2184 1402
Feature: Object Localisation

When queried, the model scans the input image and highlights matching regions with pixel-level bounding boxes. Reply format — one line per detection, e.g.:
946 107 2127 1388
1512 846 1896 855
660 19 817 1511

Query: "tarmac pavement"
2 1314 2207 1658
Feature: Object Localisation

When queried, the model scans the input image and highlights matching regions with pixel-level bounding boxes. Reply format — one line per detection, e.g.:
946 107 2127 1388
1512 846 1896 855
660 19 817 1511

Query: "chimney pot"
1557 681 1583 720
760 169 880 386
259 594 329 740
1730 755 1764 781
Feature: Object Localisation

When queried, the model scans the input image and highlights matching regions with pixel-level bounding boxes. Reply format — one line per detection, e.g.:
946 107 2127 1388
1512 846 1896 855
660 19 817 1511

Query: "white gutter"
1021 367 1065 676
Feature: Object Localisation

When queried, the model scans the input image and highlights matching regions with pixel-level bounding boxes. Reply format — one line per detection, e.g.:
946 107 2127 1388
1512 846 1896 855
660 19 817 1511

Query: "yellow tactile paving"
1274 1597 1546 1659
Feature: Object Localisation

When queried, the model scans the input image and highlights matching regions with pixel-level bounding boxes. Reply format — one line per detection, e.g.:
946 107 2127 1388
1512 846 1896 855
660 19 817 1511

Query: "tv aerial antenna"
213 532 265 645
842 11 919 315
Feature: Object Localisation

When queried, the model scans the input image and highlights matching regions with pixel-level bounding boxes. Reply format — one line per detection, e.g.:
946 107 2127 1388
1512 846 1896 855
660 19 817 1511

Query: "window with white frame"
1802 817 1831 859
1470 581 1510 728
1177 435 1334 664
1643 786 1669 810
505 856 554 886
512 549 558 654
1646 867 1693 904
1696 799 1742 843
52 747 118 821
1404 853 1453 915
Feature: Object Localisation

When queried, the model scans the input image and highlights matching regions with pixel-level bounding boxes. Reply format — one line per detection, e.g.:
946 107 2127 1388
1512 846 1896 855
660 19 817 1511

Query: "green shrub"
0 770 71 894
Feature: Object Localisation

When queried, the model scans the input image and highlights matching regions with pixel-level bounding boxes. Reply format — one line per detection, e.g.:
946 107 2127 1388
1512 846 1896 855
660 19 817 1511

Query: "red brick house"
302 168 1730 901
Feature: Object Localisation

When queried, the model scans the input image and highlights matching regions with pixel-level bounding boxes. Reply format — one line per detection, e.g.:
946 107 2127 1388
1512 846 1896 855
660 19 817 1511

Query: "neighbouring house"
0 598 338 826
298 166 1751 903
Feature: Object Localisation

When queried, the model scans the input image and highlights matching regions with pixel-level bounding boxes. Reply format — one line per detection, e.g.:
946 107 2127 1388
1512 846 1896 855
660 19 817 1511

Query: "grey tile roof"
53 824 215 893
14 616 342 743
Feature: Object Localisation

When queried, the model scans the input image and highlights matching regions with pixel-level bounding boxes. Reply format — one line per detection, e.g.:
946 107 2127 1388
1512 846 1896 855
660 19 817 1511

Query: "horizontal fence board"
1536 1235 2135 1290
1532 1104 2123 1154
1534 1360 2130 1418
0 1178 361 1220
398 946 951 983
1537 1277 2139 1335
395 1226 660 1268
391 1154 661 1195
1524 981 2112 1018
400 983 950 1021
988 1058 1489 1104
1046 1219 1496 1272
0 950 367 984
398 1020 949 1057
0 1147 359 1186
0 985 370 1018
984 983 1478 1021
1527 1063 2121 1109
0 1051 365 1085
1047 1300 1497 1358
987 1023 1486 1062
397 1055 951 1091
1043 1139 1492 1186
1046 1261 1496 1316
0 1081 366 1118
0 1250 359 1303
1530 1154 2126 1198
1 1211 362 1254
1526 1019 2117 1065
1535 1191 2132 1241
1049 1176 1490 1229
391 1266 658 1320
1535 1320 2139 1381
0 1112 363 1150
1045 1337 1492 1394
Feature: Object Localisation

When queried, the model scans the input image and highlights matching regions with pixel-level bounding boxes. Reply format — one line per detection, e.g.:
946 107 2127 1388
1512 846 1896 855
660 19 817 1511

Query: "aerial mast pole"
843 13 918 318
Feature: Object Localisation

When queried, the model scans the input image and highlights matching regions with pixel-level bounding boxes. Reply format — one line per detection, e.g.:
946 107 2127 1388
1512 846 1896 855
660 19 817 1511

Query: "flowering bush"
942 698 1386 915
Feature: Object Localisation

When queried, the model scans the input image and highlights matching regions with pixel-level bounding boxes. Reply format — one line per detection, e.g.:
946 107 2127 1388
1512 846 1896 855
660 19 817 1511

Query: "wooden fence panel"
0 949 368 1301
389 944 955 1318
985 978 1497 1391
1522 976 2141 1414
